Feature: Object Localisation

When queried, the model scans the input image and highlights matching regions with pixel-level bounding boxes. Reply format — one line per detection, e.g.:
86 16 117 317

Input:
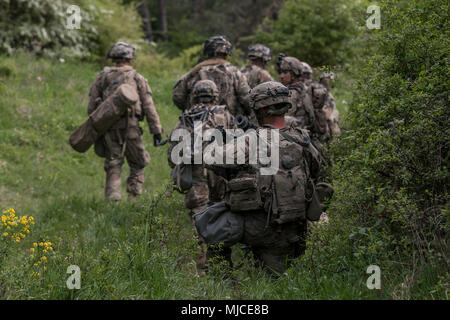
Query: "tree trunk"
158 0 168 41
137 0 153 42
158 0 169 41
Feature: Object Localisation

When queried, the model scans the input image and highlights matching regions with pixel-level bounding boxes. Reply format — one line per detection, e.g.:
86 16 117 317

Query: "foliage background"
0 0 448 299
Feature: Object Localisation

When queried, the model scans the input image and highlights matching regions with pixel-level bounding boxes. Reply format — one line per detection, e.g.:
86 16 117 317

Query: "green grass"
0 53 445 300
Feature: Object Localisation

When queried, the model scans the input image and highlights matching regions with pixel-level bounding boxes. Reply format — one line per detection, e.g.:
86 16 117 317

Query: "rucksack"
197 63 234 107
225 128 309 224
169 105 231 192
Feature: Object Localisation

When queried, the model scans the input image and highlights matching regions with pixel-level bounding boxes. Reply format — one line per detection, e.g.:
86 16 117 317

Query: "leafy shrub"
0 0 97 57
253 0 363 67
77 0 144 59
324 0 449 296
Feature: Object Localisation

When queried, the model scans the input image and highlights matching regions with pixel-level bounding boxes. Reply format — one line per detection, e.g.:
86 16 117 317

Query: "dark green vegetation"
0 0 448 299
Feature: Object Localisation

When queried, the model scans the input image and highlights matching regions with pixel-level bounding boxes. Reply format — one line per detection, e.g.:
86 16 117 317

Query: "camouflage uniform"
300 62 313 85
319 72 341 136
310 82 332 144
88 42 163 201
240 44 274 89
276 55 333 148
276 55 315 131
204 82 321 274
168 80 235 271
172 36 251 116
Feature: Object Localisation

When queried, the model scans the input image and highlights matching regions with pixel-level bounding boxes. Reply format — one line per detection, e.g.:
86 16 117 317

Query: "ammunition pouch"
226 175 263 212
271 168 307 224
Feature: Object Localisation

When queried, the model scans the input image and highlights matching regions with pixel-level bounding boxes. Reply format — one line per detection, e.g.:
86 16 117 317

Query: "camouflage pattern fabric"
240 64 273 89
172 58 251 116
286 82 315 130
323 91 341 136
204 124 321 274
167 104 235 271
88 65 162 200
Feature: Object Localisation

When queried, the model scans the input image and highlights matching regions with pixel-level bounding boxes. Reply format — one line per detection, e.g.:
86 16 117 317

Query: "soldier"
300 62 313 85
87 42 164 201
240 44 274 89
168 80 235 272
319 72 341 136
202 81 322 274
276 55 315 135
172 35 251 117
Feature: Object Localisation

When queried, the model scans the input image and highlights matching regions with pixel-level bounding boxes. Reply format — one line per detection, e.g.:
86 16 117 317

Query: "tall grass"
0 53 445 300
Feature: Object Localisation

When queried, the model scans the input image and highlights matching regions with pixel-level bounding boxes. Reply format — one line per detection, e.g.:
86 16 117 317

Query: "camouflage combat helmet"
192 80 219 104
203 35 233 58
248 44 272 64
301 62 313 79
107 42 136 60
249 81 291 114
276 54 303 78
319 71 336 81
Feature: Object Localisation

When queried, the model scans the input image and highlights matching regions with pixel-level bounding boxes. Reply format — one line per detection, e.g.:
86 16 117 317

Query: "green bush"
253 0 363 67
323 0 449 297
0 0 97 57
77 0 144 59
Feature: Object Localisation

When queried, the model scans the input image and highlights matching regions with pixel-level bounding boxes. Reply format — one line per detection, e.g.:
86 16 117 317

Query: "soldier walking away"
172 35 251 117
276 54 332 149
240 44 274 89
319 72 341 136
87 42 164 202
202 81 323 275
300 62 313 85
168 80 235 273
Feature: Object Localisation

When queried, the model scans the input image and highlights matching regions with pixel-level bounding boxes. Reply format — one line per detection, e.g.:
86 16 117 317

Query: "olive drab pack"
198 64 233 109
193 201 244 248
169 105 233 192
225 127 316 224
69 84 138 153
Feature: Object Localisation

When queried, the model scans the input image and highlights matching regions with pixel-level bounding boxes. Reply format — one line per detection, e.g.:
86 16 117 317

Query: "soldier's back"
173 59 250 116
240 64 273 89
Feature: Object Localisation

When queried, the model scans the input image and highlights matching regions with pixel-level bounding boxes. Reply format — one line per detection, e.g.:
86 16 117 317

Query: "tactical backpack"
170 105 232 193
197 63 234 108
225 127 322 223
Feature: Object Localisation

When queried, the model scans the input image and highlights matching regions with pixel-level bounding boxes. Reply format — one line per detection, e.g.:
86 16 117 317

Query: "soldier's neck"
251 60 265 68
262 116 286 129
116 62 131 68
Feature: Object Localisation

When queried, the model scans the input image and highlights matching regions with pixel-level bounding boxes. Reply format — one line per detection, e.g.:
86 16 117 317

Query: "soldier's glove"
153 133 167 147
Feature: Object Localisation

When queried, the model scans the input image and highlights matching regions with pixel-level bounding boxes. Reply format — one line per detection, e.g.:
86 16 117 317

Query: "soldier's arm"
259 69 273 83
234 70 252 115
87 73 104 115
136 75 163 135
172 73 189 111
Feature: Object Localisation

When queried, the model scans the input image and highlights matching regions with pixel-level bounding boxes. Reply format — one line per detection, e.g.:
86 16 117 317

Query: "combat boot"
105 170 122 201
